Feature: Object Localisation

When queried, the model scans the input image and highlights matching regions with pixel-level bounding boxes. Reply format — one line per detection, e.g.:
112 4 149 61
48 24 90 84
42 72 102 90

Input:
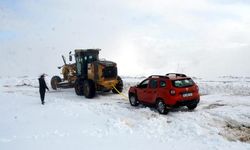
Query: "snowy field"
0 76 250 150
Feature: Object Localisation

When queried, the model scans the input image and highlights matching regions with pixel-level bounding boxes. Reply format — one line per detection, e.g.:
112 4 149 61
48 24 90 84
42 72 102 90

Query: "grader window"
103 66 117 78
76 57 83 76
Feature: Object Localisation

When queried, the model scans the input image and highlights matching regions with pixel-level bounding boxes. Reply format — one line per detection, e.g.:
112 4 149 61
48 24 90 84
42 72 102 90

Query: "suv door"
136 79 149 102
144 79 158 103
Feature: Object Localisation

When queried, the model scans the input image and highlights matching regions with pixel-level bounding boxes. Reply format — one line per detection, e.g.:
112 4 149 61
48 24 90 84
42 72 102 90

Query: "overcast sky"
1 0 250 78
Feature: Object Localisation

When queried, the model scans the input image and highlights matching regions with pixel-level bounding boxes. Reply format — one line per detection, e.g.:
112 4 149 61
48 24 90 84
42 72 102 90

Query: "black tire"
83 80 96 98
129 93 139 106
112 76 123 94
156 100 169 114
187 104 197 110
74 78 84 96
51 76 62 90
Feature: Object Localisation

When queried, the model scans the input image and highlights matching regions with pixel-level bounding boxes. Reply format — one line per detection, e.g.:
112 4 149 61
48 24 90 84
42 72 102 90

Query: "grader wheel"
51 76 62 90
74 78 84 96
84 80 96 98
112 76 123 94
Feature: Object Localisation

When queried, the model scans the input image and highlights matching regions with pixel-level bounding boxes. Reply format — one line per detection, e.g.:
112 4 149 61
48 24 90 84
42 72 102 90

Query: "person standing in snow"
38 74 49 105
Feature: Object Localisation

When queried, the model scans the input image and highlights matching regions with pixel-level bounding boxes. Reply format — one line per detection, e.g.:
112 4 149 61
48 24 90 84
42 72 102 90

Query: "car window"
172 78 194 87
149 79 158 89
138 79 149 88
160 80 166 87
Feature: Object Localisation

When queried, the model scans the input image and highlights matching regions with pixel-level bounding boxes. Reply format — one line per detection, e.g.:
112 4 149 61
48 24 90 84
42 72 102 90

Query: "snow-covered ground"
0 76 250 150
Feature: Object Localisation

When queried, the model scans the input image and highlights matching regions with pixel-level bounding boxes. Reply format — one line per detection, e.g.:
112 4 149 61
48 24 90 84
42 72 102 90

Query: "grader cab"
51 49 123 98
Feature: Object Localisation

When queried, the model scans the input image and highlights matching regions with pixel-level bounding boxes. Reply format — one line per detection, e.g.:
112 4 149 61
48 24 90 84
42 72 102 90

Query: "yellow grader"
50 49 123 98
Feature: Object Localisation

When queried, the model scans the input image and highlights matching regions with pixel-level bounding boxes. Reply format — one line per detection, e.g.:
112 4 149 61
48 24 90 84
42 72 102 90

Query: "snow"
0 76 250 150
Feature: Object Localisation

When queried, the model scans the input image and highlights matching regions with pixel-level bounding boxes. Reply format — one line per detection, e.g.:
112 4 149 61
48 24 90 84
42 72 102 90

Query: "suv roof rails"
148 75 169 79
166 73 187 77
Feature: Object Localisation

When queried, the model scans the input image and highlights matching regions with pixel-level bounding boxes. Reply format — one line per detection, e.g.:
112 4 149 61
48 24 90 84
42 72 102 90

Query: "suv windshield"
172 78 194 88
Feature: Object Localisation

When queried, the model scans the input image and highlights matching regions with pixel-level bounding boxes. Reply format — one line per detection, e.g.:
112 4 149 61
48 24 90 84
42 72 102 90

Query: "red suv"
128 73 200 114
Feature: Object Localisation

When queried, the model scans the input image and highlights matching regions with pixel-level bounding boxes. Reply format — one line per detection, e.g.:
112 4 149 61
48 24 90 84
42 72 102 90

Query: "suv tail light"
196 86 199 92
170 89 176 95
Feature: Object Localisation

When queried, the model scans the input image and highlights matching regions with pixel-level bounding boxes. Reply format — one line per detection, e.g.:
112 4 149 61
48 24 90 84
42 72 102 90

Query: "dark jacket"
39 77 49 92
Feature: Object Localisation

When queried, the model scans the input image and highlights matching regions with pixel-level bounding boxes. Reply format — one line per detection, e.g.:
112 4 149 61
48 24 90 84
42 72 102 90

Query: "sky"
0 0 250 78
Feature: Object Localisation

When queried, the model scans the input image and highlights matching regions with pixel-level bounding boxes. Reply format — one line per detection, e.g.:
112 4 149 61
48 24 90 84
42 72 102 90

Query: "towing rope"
112 85 128 100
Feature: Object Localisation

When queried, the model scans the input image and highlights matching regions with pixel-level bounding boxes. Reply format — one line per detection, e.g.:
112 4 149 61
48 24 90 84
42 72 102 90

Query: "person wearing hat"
38 74 49 105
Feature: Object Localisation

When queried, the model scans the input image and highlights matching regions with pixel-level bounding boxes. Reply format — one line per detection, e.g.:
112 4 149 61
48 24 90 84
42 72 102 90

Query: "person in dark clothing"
38 74 49 105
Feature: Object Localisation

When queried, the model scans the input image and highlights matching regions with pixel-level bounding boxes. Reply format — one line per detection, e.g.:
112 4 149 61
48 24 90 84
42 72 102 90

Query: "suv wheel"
129 94 139 106
156 100 168 114
187 104 197 110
